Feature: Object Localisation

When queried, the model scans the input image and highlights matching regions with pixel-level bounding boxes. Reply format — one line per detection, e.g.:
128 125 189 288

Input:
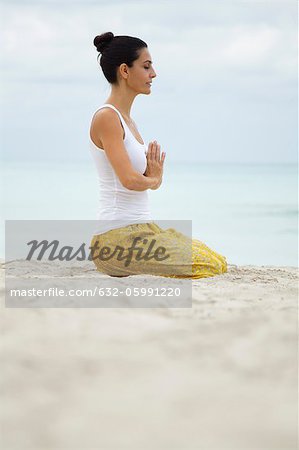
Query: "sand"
0 260 298 450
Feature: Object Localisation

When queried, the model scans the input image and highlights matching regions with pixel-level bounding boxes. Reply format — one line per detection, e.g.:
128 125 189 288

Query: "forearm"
150 177 162 190
124 172 159 191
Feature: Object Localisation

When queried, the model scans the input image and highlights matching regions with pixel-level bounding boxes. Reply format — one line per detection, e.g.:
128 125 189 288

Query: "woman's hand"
144 141 166 189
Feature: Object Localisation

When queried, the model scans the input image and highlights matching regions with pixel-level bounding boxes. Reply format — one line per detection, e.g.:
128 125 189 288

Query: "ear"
119 63 129 80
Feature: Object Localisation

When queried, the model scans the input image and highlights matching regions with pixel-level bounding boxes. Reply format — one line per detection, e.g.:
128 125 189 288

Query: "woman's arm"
91 109 159 191
126 172 160 191
150 176 162 190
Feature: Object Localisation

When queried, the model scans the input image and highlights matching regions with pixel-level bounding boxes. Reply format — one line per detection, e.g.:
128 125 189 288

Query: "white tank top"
89 103 153 235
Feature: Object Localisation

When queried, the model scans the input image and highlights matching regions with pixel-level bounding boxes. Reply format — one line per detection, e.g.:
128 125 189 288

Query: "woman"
89 32 227 279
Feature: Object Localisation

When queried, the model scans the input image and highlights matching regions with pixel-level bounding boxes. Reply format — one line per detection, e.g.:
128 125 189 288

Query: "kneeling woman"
89 32 228 279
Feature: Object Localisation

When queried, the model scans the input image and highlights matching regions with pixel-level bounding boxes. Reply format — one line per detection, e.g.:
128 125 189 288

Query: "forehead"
137 47 152 63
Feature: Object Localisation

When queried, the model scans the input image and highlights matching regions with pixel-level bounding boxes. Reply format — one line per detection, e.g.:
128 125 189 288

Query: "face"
119 47 157 94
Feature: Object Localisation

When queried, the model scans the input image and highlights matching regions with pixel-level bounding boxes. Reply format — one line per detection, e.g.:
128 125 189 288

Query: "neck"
105 84 138 118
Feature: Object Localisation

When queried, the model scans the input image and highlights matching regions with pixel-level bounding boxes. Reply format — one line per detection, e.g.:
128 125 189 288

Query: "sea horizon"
1 160 298 267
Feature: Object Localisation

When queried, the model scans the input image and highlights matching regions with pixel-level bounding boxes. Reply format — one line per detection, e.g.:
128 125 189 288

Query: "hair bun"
93 32 114 54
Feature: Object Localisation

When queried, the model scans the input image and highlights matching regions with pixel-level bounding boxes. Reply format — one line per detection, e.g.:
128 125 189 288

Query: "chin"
136 88 150 95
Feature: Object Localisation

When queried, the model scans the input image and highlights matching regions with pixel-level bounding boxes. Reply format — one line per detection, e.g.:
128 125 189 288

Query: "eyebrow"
143 60 152 64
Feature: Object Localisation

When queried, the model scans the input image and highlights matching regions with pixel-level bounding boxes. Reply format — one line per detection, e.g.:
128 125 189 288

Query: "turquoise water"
1 161 298 266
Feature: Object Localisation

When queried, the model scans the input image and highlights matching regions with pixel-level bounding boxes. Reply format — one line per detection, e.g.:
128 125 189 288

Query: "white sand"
0 261 298 450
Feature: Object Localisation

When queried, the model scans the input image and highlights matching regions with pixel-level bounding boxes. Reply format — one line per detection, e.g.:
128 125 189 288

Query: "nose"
151 66 157 78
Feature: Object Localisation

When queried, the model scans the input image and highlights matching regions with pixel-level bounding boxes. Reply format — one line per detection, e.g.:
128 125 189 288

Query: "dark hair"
93 32 147 84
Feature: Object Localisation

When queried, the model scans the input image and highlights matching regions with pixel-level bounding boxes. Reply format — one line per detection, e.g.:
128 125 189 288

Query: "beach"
1 261 298 449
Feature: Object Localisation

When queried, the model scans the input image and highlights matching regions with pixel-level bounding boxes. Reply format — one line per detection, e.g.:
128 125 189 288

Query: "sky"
1 0 298 163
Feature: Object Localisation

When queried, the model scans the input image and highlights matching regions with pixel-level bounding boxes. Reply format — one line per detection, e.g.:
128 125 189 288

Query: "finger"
153 141 158 160
151 142 156 157
148 142 154 159
156 144 161 161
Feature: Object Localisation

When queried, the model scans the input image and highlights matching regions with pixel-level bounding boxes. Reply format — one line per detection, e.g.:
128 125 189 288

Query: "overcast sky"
1 0 297 163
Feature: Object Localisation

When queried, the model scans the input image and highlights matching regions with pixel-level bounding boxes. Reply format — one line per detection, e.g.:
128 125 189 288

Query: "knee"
218 257 227 274
212 257 227 275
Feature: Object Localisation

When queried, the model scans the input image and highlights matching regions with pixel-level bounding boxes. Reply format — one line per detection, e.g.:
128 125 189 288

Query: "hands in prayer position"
144 140 166 190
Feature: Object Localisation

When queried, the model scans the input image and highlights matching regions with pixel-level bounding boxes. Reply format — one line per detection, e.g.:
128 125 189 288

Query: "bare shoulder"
90 108 125 147
92 106 117 122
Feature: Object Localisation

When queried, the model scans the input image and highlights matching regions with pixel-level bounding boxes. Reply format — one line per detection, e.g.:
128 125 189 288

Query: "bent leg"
191 239 228 279
90 223 228 279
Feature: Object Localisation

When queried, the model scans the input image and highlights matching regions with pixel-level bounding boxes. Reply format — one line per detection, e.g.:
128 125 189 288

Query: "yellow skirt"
90 222 227 279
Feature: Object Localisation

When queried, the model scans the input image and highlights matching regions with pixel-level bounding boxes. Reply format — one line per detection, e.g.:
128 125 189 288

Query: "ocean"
1 161 298 267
